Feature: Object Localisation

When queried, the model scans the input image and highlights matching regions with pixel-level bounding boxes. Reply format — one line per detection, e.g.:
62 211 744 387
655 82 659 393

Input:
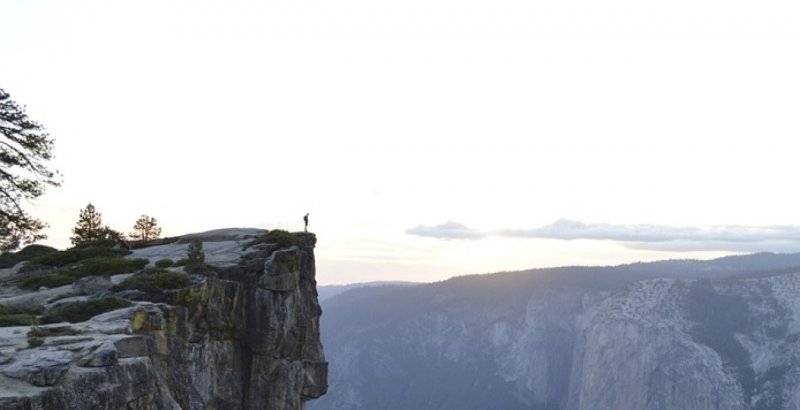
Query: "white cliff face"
312 256 800 410
568 279 745 410
493 287 583 407
524 273 800 410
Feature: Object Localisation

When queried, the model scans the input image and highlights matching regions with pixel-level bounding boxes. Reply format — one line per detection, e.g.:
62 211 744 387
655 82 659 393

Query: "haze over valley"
312 253 800 410
3 0 800 408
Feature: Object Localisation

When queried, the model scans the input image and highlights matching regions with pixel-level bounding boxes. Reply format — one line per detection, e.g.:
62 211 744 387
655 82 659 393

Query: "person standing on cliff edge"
303 213 309 232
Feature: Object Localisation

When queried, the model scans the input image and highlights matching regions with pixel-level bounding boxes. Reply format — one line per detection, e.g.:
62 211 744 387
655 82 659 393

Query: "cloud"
407 218 800 252
405 221 487 240
502 219 800 243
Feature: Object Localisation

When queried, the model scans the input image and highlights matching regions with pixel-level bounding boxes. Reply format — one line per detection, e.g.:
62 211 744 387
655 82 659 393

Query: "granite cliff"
311 253 800 410
0 229 327 409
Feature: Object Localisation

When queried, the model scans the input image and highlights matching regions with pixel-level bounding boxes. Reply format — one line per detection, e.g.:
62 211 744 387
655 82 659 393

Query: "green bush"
0 245 58 269
62 257 148 279
20 273 74 290
40 297 132 324
186 240 205 264
20 246 131 272
0 304 24 315
155 258 174 268
184 263 217 276
73 238 120 249
112 270 191 293
0 304 43 315
129 236 179 250
243 229 300 250
28 325 46 338
0 304 40 327
28 335 44 347
173 258 189 267
20 257 148 290
0 314 37 327
140 267 166 274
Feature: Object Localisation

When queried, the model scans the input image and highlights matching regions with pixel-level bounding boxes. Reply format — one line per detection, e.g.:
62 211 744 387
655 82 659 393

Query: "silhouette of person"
303 213 309 232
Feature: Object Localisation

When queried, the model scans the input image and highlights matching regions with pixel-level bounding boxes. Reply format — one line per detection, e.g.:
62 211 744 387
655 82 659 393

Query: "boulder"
259 247 301 291
72 275 112 295
1 350 72 386
77 341 118 367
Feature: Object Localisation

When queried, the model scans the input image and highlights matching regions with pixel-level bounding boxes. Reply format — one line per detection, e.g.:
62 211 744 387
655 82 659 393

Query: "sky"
1 0 800 285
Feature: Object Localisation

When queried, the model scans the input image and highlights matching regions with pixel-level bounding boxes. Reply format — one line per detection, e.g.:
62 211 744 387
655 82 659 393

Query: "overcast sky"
2 0 800 284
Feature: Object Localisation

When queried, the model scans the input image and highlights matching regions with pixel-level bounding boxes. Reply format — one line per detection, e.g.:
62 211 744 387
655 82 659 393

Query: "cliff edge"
0 230 327 409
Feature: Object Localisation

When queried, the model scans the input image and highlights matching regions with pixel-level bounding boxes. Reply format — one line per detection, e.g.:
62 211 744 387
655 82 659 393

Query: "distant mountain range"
317 281 419 302
309 252 800 410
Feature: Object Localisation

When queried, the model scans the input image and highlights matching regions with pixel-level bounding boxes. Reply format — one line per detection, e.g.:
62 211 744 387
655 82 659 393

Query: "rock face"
310 253 800 410
0 231 326 409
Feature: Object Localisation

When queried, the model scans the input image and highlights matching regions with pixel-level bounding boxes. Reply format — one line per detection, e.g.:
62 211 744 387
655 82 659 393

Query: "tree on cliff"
131 214 161 241
0 88 60 251
186 239 205 265
71 203 107 245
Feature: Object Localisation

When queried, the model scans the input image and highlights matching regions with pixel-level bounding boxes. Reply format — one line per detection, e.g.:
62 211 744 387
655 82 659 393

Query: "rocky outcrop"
0 231 326 409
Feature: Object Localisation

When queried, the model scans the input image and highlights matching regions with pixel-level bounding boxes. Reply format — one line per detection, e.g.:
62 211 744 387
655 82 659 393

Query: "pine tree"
70 203 105 245
131 215 162 241
186 239 205 265
0 88 60 251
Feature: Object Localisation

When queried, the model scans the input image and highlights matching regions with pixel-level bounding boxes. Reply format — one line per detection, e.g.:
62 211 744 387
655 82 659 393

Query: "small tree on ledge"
186 239 205 265
71 203 104 246
131 215 161 242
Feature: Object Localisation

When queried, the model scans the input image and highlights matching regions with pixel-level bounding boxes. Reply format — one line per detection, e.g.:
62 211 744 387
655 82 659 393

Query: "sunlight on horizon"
3 0 799 284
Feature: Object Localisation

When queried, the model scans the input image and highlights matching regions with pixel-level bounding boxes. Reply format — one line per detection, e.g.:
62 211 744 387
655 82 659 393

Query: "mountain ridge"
311 251 800 410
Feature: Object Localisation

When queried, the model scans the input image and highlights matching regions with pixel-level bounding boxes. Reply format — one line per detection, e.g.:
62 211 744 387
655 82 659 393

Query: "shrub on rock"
20 273 74 290
0 244 57 269
20 257 147 290
155 258 174 268
0 304 40 327
186 240 205 265
112 270 191 293
62 257 147 279
40 297 132 324
20 245 130 272
243 229 300 250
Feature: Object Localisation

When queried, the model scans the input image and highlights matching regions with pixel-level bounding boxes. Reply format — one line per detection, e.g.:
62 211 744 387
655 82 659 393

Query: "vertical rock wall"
154 232 328 409
245 233 328 409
